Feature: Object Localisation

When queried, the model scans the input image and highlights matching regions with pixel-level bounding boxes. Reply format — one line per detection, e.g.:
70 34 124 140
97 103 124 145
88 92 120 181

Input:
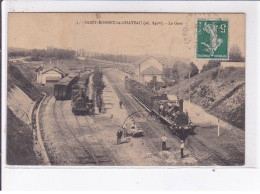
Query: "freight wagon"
125 76 195 136
54 75 79 100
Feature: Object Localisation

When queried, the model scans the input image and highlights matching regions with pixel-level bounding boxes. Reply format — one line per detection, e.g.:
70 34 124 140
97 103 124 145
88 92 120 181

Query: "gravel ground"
38 67 244 166
39 69 198 166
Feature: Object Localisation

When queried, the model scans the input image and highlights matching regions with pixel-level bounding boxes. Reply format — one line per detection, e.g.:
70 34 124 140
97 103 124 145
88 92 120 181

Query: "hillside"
8 64 41 100
168 67 245 130
7 108 41 165
7 64 42 164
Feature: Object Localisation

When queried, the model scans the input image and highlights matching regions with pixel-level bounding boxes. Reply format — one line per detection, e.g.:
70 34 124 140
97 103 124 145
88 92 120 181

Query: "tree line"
86 53 141 64
162 45 244 85
92 68 106 111
8 48 76 61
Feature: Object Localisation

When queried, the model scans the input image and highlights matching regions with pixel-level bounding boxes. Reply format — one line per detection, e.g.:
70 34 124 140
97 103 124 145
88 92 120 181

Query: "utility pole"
139 64 140 82
188 70 191 104
218 118 220 137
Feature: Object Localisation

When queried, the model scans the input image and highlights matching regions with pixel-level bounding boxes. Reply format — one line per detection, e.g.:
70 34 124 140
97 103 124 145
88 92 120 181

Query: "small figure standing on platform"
180 140 185 158
119 99 123 109
161 134 167 151
159 104 164 115
117 128 123 145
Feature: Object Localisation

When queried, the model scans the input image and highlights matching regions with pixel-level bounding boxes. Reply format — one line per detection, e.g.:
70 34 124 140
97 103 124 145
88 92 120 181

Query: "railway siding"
105 70 199 166
106 68 244 166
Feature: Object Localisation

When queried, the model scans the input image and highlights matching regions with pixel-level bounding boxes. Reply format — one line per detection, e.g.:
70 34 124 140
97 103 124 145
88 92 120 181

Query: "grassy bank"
7 108 41 165
168 67 245 130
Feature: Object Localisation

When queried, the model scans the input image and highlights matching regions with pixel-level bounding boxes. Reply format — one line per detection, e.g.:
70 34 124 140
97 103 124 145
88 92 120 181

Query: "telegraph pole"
188 70 191 104
218 118 220 137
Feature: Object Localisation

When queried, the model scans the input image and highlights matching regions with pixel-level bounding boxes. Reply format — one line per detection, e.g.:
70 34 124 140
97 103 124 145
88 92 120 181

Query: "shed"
37 66 67 84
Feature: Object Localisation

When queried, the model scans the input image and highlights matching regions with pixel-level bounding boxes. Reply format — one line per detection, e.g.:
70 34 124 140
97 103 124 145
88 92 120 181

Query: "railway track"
73 114 118 166
187 136 233 166
53 99 100 165
60 100 119 165
106 74 160 153
106 72 177 155
105 70 235 166
107 75 209 165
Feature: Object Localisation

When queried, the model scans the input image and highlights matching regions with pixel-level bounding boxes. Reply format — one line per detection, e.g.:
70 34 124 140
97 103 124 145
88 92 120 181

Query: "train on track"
54 75 79 100
125 76 195 136
71 72 95 114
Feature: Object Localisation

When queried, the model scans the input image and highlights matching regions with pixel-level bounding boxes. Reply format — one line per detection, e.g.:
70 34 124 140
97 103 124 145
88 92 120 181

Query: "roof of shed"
41 66 67 76
140 66 162 75
133 55 167 68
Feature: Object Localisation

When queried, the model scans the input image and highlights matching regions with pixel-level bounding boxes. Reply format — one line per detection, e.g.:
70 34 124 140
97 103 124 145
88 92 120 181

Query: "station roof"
41 66 67 76
55 76 75 85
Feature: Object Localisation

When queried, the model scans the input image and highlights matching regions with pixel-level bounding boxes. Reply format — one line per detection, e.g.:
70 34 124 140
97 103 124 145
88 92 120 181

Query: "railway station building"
133 56 165 84
36 66 67 84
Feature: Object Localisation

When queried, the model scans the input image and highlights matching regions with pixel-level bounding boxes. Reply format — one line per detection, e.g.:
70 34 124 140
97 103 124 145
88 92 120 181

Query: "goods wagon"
54 76 79 100
125 76 195 136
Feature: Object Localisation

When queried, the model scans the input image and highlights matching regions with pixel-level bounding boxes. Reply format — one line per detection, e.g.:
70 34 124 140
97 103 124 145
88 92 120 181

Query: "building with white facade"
133 56 165 84
220 62 245 68
36 66 67 84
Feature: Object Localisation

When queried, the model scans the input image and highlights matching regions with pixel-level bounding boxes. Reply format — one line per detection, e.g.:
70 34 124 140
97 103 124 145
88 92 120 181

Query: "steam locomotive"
125 76 195 135
71 72 95 114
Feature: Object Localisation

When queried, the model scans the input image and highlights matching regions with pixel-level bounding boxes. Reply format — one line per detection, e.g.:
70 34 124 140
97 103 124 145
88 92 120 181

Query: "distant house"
221 62 245 68
37 66 67 84
133 56 165 84
35 66 44 73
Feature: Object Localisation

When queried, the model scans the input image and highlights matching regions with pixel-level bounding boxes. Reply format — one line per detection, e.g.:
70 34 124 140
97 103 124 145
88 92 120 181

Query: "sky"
8 13 245 68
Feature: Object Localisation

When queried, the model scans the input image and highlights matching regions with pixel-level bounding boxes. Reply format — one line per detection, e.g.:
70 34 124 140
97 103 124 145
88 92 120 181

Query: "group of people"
117 99 185 158
116 130 185 158
161 134 185 158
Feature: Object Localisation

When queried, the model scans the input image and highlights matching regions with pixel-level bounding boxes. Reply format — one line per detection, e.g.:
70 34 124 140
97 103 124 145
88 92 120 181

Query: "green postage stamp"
197 19 228 59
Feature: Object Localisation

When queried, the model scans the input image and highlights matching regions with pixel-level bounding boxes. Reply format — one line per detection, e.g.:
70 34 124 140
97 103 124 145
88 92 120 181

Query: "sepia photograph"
6 12 245 166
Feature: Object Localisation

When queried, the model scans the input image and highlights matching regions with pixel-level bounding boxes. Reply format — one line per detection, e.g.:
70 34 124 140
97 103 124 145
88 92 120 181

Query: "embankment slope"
7 65 42 165
168 67 245 130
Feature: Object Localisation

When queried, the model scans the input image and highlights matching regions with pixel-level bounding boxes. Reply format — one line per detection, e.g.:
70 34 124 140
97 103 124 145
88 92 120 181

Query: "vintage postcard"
6 13 245 166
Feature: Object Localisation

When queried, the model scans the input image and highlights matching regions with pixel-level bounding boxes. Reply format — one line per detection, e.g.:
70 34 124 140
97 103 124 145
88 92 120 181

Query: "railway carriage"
54 76 79 100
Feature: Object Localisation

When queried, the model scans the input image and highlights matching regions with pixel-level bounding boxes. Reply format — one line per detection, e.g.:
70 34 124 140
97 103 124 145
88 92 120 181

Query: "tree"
93 68 105 108
190 62 199 77
162 67 172 80
229 45 245 62
172 65 179 82
185 62 199 79
201 60 221 73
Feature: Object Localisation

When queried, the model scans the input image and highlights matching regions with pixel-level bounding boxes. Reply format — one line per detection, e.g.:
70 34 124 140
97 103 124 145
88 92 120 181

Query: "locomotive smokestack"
179 99 184 112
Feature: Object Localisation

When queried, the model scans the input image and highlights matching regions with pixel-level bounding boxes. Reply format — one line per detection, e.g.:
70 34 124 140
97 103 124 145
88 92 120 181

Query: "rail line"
52 98 85 164
73 114 118 166
106 72 167 153
187 135 231 166
106 70 234 166
53 99 100 165
107 75 208 165
83 116 118 165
